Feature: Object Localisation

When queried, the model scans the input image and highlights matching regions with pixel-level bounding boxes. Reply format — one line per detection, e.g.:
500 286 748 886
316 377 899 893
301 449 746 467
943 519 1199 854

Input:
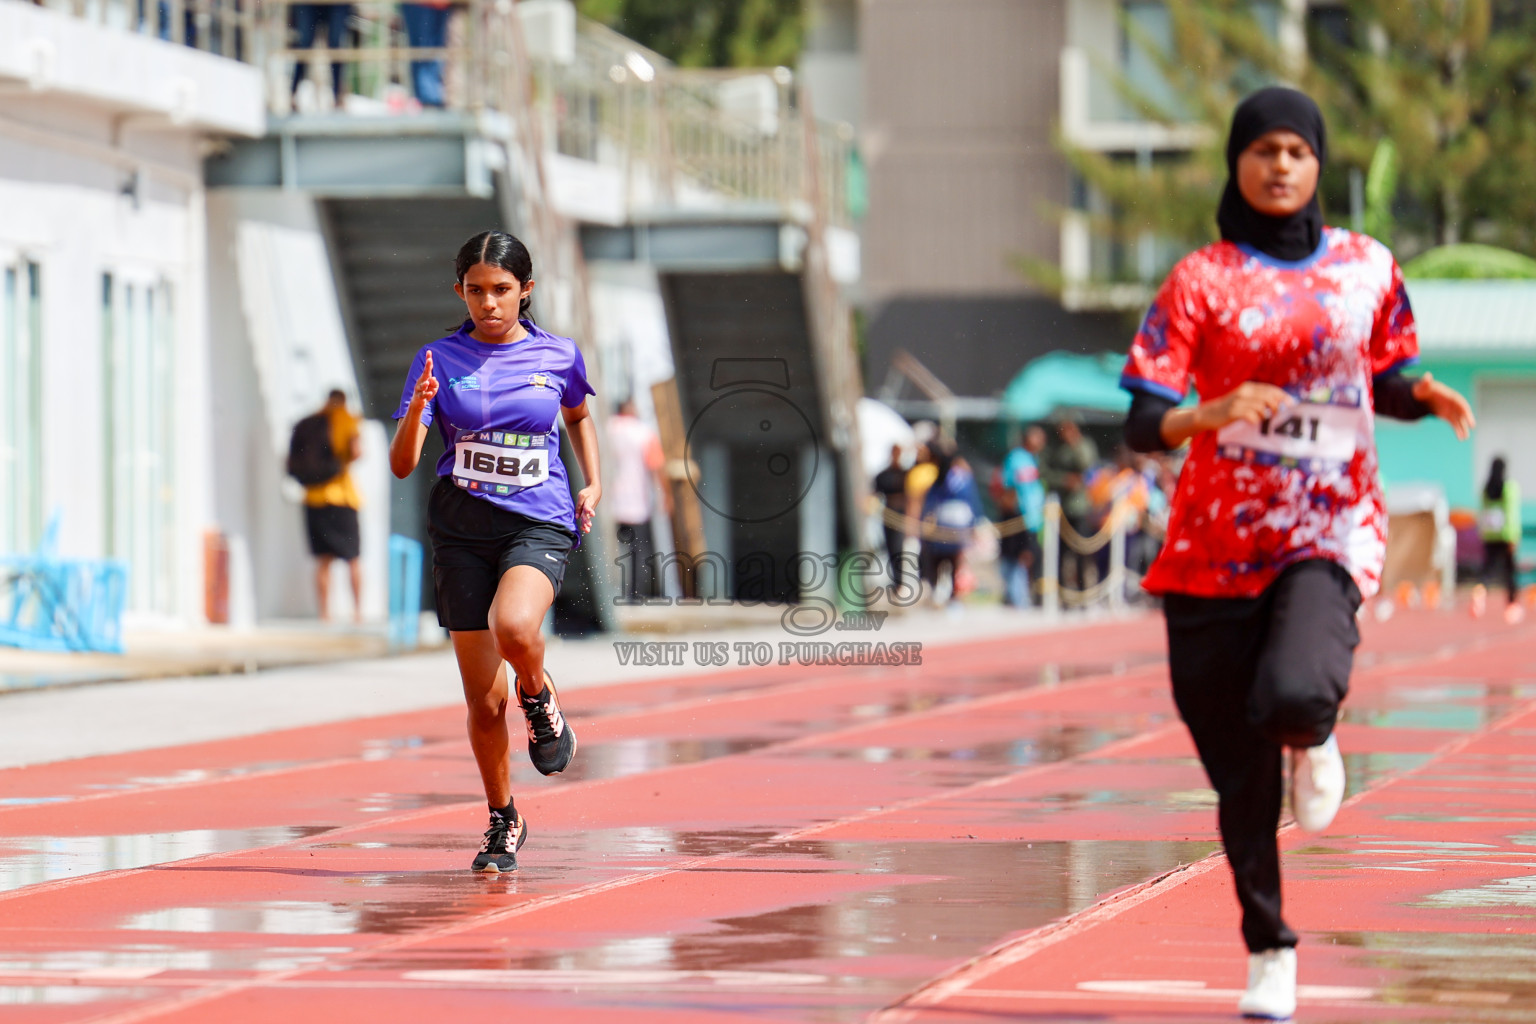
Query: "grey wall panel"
862 0 1068 304
296 136 466 189
204 138 281 187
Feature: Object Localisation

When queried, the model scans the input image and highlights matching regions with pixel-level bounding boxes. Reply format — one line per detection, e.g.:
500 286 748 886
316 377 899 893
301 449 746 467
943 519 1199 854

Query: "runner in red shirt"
1122 88 1473 1020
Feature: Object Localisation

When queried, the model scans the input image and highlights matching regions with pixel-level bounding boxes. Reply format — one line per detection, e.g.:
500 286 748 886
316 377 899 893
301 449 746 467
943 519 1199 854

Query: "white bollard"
1108 502 1127 610
1042 495 1061 617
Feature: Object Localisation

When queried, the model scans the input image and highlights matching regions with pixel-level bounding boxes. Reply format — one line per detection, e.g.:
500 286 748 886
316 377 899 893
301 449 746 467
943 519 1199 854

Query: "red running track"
0 609 1533 1022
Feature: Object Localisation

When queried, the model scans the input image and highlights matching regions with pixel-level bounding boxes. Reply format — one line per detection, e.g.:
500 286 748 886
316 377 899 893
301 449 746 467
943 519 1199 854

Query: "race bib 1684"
453 431 550 493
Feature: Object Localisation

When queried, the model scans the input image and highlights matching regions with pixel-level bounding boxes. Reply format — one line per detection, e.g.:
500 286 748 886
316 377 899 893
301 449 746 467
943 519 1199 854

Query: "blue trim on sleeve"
1372 356 1419 381
1120 374 1186 403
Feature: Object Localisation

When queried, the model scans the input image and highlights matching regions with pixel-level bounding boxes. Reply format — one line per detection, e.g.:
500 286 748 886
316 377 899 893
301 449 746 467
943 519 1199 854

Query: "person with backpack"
289 389 364 623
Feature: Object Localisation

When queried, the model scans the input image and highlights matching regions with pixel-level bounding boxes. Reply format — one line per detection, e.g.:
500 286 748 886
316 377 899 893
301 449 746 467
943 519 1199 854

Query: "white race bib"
1482 507 1506 533
1216 387 1365 474
453 431 551 494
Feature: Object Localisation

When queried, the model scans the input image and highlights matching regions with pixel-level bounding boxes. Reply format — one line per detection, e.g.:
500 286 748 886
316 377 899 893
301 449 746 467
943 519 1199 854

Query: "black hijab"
1216 87 1327 262
1486 457 1507 502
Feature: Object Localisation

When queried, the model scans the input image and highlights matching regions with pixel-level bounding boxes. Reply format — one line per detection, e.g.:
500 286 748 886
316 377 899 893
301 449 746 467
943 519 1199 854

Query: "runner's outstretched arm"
563 398 602 534
391 351 437 478
1405 371 1474 439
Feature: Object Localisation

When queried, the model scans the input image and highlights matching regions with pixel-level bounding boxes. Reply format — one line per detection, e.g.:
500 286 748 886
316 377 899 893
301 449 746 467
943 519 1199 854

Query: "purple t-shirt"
394 320 595 535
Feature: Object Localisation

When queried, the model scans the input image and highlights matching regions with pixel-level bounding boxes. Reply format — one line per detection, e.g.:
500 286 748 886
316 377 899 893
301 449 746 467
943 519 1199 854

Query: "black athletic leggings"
1483 540 1518 604
1163 559 1362 953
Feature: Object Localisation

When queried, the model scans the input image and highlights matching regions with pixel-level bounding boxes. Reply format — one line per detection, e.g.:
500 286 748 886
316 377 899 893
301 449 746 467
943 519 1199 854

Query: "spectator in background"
919 446 983 606
1087 445 1152 591
999 425 1046 606
995 486 1030 608
402 0 451 108
300 389 364 623
1042 416 1099 594
608 399 670 601
873 445 910 591
1472 455 1524 623
904 441 938 538
290 1 352 109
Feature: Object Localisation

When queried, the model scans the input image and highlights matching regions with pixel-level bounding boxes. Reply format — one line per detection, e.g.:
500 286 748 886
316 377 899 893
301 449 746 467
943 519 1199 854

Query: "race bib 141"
453 431 550 493
1216 385 1365 475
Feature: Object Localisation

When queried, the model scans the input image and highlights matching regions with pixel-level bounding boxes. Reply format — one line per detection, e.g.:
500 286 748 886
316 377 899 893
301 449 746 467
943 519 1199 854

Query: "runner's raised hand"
412 351 439 408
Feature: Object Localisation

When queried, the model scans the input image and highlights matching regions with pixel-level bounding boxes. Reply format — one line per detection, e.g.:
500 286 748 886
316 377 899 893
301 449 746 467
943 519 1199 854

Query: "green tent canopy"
1001 351 1135 423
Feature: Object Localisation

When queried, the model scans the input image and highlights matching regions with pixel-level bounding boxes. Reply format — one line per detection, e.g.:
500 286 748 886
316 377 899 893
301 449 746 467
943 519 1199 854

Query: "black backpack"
287 413 341 486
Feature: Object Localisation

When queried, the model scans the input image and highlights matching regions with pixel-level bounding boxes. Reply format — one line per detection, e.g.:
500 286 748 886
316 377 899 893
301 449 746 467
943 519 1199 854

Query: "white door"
104 275 177 613
1473 378 1536 506
0 260 42 554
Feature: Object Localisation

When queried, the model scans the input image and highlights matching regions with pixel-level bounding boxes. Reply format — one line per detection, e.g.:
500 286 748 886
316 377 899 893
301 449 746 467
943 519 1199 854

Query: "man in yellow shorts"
295 389 364 623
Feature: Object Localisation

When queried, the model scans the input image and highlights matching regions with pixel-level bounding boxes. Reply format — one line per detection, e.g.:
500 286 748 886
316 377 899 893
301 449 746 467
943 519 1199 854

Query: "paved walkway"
0 607 1531 1022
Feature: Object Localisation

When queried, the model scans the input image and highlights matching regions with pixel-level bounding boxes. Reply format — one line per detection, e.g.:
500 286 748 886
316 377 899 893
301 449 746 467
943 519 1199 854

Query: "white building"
0 0 263 626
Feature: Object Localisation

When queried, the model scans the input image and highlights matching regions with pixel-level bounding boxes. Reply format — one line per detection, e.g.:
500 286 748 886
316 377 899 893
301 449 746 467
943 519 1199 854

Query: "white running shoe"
1238 947 1297 1020
1292 734 1345 833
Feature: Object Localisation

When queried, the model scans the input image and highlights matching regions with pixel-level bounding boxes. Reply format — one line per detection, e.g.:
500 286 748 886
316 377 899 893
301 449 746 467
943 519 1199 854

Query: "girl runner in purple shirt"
390 231 602 874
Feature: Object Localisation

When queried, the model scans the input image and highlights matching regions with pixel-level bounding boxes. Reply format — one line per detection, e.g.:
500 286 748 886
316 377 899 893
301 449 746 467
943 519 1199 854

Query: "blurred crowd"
872 419 1182 609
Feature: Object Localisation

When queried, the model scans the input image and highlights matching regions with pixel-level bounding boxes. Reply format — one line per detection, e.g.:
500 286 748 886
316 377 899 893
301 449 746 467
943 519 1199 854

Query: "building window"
1120 1 1181 120
104 275 177 614
1 260 42 555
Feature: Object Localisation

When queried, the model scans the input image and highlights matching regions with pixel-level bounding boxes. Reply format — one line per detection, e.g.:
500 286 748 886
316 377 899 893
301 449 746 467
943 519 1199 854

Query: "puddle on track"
0 825 334 893
1327 930 1536 1014
347 836 1217 1020
0 944 356 976
0 985 159 1005
11 643 1530 1015
1341 680 1536 733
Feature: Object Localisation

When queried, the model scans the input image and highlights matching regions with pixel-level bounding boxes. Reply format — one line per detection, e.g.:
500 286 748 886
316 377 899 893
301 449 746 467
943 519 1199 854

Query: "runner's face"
455 262 534 340
1236 129 1319 217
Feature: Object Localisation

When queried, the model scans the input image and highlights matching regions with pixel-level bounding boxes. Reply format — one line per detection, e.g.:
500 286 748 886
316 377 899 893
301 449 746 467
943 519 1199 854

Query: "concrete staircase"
321 197 503 420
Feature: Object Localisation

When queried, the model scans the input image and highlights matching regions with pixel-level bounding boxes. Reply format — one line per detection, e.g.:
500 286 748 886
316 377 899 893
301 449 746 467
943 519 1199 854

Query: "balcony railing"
29 0 256 57
528 16 856 226
29 0 853 226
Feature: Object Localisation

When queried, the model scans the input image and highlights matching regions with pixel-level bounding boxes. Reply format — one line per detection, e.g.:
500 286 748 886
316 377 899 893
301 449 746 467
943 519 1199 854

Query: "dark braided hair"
454 231 534 323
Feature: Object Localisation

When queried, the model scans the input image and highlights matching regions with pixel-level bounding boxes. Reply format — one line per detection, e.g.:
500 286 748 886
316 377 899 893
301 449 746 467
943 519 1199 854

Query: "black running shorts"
427 476 575 631
305 505 361 560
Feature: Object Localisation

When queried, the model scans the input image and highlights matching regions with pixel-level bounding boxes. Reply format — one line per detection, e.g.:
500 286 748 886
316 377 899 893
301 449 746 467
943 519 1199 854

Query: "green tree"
1050 0 1536 289
1313 0 1536 250
575 0 803 68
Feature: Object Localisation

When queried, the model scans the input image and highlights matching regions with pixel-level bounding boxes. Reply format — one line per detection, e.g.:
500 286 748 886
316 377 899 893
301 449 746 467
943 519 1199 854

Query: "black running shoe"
519 671 577 776
471 810 528 873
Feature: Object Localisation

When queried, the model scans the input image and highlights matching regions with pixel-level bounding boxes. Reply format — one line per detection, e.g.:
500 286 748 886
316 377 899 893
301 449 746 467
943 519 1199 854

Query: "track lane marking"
36 620 1529 1023
0 662 1170 906
870 669 1536 1021
64 707 1195 1024
0 628 1165 815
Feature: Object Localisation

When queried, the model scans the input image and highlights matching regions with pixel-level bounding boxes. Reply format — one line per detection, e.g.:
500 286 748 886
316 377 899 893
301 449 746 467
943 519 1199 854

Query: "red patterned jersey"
1121 228 1418 599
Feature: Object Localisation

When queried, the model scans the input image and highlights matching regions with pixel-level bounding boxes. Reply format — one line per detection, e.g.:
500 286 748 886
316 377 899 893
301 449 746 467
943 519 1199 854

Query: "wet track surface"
0 610 1533 1022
